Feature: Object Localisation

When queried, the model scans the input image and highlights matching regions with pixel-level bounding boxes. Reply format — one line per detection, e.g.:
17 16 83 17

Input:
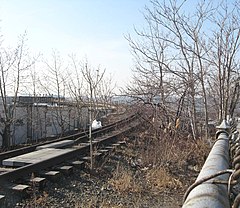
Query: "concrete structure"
0 96 113 147
0 96 89 146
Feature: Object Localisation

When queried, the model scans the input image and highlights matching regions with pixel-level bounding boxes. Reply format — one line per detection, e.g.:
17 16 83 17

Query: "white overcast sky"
0 0 152 90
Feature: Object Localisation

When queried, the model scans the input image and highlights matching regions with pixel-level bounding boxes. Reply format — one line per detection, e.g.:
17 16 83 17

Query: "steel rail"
0 118 140 184
0 113 137 164
182 120 231 208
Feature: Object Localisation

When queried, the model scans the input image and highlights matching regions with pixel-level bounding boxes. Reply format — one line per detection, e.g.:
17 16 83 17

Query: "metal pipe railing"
229 121 240 208
182 120 231 208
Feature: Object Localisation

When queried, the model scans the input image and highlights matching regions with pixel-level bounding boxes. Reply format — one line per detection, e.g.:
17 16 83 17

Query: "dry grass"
34 192 49 205
108 161 183 195
108 164 141 194
136 130 210 172
146 167 182 193
108 126 211 196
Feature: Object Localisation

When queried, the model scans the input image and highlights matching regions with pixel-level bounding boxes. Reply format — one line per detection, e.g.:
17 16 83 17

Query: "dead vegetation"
109 164 141 194
106 122 211 205
18 112 211 208
145 167 182 193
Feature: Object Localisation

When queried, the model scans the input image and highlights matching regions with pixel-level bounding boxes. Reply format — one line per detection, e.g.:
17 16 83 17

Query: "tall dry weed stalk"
138 129 210 170
108 163 141 194
146 167 182 192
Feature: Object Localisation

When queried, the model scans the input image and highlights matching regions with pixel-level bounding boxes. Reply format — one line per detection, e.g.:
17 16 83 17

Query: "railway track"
0 113 136 164
0 112 141 206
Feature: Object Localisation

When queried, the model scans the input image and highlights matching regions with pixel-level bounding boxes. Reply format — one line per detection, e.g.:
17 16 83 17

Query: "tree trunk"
2 123 11 148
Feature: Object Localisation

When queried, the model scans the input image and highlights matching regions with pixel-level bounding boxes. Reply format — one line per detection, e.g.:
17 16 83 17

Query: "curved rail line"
0 113 137 164
0 113 140 185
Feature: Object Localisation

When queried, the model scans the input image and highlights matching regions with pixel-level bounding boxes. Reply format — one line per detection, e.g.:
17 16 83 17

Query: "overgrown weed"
146 167 182 193
108 163 141 194
136 130 210 171
108 127 210 196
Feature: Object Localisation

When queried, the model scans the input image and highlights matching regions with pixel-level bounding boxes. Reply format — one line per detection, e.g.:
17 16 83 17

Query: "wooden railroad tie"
112 143 121 148
81 152 103 162
70 160 85 169
0 195 5 206
40 171 61 181
8 184 30 197
56 166 74 175
118 141 127 146
29 177 46 189
79 143 90 146
0 167 14 173
10 184 30 192
104 146 114 151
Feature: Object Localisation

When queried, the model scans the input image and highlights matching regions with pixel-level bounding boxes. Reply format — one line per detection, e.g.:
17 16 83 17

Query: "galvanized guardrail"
182 120 234 208
229 121 240 208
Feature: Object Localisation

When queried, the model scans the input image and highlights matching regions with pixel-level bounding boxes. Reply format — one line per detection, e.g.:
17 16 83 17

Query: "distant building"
0 95 114 147
0 96 89 146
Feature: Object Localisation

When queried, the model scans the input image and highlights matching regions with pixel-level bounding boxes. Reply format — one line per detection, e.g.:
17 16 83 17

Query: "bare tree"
0 34 34 148
126 0 202 139
67 55 86 130
208 1 240 121
98 74 116 116
41 51 69 136
126 0 240 141
81 61 105 170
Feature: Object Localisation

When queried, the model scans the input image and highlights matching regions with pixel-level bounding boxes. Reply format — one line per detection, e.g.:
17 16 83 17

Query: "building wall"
0 97 112 147
0 104 89 146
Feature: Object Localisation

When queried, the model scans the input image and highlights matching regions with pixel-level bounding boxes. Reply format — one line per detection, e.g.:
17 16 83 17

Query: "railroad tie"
105 146 115 151
81 156 91 162
0 167 14 173
56 166 74 175
70 160 85 169
0 195 5 206
79 142 90 147
10 184 30 192
40 171 61 182
81 152 103 162
112 143 121 148
93 152 102 158
9 184 30 197
29 177 46 190
117 140 127 146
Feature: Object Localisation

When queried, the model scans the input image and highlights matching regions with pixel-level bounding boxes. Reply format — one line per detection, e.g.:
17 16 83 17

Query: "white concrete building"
0 96 89 146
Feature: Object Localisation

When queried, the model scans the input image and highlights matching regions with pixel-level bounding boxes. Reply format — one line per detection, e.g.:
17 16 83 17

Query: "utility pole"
89 85 93 170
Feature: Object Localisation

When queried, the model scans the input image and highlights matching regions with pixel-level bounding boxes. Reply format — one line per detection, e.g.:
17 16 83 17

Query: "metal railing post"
182 120 231 208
